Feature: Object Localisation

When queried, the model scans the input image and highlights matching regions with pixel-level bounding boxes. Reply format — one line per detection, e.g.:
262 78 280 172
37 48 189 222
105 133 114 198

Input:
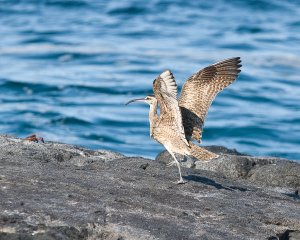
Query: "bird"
126 57 242 184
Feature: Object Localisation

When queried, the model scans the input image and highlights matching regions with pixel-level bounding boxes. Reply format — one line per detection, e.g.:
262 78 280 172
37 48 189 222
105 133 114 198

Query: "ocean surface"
0 0 299 160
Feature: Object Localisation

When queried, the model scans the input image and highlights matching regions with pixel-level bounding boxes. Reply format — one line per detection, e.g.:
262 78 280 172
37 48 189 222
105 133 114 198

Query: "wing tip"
160 69 173 78
215 57 242 71
231 57 242 63
235 57 242 66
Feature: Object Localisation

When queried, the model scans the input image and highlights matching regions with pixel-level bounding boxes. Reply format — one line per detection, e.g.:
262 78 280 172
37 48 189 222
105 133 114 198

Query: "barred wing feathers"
178 57 242 142
153 70 189 146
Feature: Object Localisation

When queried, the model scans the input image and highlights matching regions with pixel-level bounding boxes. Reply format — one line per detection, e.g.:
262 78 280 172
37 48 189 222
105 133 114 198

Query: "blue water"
0 0 299 160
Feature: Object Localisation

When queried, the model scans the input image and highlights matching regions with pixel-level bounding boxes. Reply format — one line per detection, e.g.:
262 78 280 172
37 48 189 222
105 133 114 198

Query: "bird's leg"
170 152 187 184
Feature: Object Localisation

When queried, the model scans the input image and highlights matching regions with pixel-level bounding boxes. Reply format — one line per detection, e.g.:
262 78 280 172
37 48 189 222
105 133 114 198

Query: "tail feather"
189 143 218 161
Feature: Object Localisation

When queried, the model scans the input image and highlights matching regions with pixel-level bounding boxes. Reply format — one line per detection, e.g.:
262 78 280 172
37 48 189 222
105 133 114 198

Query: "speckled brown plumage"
126 57 242 183
179 57 242 142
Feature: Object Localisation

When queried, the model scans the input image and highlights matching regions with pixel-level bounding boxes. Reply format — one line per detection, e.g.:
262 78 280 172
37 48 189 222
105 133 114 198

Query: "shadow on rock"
184 175 248 192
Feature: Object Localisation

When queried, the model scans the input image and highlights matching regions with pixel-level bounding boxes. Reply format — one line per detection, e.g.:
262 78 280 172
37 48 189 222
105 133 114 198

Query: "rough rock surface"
0 135 300 240
156 146 300 193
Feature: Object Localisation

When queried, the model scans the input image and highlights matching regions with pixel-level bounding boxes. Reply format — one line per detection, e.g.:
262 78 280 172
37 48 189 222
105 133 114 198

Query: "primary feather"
178 57 242 142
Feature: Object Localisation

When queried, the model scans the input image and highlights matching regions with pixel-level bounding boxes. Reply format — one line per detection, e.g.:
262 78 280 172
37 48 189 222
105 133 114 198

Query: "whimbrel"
126 57 242 183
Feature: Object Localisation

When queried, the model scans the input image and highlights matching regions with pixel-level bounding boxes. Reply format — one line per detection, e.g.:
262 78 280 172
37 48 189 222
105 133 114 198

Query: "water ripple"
0 0 299 160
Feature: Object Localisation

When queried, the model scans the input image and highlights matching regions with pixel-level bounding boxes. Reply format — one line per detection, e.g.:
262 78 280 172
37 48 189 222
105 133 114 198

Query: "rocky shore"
0 135 299 240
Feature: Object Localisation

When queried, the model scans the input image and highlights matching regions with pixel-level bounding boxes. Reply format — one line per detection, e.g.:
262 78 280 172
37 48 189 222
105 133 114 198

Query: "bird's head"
126 95 157 106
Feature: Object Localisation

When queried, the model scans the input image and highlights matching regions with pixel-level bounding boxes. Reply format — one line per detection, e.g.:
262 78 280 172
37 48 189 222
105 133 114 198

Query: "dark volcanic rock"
156 148 300 191
1 135 300 240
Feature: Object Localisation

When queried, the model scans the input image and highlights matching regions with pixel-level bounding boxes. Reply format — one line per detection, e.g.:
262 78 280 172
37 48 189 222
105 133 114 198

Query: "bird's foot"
166 161 176 167
174 178 187 184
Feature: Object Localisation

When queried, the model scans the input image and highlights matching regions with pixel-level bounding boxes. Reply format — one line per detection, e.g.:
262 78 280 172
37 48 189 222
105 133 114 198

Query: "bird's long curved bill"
125 98 145 105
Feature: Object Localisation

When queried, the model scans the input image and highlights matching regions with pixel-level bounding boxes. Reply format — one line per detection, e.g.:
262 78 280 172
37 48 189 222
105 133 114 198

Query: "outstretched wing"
153 70 189 146
178 57 242 142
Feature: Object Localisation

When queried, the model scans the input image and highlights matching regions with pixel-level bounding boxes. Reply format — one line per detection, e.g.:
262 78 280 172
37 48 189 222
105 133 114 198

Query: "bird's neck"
149 101 158 138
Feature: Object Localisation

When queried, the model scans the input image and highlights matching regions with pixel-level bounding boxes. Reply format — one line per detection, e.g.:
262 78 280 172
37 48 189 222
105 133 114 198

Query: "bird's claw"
174 178 187 184
166 161 176 167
